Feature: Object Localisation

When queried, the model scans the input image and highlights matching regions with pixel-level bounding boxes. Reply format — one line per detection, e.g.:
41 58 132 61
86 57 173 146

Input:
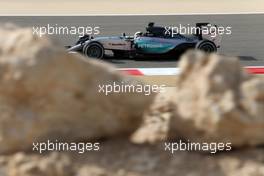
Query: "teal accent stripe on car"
135 40 175 54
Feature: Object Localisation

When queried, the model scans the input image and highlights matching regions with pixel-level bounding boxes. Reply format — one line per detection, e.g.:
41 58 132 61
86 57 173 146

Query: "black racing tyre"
195 40 217 53
83 43 104 59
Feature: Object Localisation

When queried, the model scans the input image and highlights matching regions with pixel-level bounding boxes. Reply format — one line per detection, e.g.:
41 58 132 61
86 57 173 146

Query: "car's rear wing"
195 23 222 48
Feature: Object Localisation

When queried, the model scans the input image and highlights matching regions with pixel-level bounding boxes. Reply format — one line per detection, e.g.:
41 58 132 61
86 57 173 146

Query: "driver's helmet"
134 31 143 38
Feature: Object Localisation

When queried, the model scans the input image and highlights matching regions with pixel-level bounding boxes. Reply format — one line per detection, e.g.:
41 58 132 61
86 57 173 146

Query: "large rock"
170 51 264 147
0 25 154 154
133 51 264 148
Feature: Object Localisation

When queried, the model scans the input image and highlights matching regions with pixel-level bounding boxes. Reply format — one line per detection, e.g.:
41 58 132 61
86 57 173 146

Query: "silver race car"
67 22 222 59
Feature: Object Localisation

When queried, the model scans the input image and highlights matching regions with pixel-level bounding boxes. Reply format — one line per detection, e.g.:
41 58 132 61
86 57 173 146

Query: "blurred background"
1 0 264 15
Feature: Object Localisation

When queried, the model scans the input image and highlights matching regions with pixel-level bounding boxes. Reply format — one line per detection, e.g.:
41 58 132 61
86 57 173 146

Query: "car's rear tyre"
83 43 104 59
196 40 217 53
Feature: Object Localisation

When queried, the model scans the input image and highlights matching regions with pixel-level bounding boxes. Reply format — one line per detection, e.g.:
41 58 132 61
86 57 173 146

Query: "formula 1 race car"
67 22 222 59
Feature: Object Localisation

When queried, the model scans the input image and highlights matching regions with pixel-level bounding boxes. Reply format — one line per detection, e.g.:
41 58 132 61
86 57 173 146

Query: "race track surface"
1 14 264 68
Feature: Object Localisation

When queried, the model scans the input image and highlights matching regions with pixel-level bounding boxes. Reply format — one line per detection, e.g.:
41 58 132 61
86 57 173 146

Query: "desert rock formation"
0 25 154 154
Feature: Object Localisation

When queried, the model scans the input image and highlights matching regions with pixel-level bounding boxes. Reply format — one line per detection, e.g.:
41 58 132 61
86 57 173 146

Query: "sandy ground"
1 0 264 15
2 139 264 176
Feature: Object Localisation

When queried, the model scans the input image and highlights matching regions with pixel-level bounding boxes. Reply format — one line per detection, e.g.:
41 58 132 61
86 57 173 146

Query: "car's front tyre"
83 42 104 59
196 40 217 53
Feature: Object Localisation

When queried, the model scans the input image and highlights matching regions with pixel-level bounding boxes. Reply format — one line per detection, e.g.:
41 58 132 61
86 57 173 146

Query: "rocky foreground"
0 25 263 176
